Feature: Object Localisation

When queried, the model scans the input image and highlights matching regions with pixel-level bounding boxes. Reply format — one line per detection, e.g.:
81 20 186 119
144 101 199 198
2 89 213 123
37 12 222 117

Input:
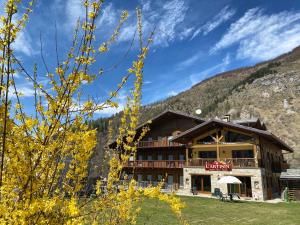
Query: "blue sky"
6 0 300 117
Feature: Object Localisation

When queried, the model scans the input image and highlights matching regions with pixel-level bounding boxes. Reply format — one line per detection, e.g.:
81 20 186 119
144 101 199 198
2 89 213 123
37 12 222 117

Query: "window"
232 150 254 158
128 174 133 180
180 176 184 187
179 154 185 160
138 154 143 160
157 174 163 182
225 131 253 142
157 154 163 160
137 174 143 181
147 175 152 182
198 151 217 158
167 175 174 185
147 154 152 160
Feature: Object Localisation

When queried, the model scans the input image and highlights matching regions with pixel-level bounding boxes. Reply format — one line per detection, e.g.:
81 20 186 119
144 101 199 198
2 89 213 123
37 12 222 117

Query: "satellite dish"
195 109 202 115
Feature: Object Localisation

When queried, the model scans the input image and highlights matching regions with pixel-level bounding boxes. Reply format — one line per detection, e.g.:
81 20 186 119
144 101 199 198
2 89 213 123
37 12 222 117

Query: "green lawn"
137 196 300 225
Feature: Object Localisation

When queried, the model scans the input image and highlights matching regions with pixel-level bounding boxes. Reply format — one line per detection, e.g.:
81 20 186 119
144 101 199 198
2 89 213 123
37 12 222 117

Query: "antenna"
195 109 202 115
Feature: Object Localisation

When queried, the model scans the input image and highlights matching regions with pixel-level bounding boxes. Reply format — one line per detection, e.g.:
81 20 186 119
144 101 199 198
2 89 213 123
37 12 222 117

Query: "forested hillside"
90 46 300 177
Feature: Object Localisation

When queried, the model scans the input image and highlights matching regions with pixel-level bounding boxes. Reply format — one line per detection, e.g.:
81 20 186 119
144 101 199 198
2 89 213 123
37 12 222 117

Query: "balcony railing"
137 140 183 148
124 158 257 169
136 181 181 191
187 158 257 168
124 160 186 168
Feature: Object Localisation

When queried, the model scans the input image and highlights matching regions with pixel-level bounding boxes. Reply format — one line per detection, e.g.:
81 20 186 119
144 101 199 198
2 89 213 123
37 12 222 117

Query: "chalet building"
121 111 204 190
118 110 293 201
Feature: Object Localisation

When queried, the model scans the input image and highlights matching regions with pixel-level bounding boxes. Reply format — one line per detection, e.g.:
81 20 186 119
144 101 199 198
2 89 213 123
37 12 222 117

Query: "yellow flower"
99 43 108 52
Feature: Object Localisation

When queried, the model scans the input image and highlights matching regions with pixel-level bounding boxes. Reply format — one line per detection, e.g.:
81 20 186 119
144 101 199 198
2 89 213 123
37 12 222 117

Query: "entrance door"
167 175 174 190
227 176 252 197
192 175 211 193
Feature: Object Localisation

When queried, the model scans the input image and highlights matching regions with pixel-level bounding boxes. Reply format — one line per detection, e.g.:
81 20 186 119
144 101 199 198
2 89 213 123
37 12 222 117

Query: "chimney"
222 114 231 122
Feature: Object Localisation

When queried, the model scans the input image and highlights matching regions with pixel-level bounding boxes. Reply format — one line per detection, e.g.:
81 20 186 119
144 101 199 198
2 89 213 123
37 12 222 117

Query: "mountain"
91 46 300 173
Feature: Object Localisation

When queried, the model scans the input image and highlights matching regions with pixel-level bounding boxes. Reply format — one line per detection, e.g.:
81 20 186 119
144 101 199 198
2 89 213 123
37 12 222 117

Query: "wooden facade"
122 110 202 190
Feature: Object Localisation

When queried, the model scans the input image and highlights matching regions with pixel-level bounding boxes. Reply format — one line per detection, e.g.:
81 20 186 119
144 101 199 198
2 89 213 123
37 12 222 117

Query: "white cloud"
155 0 188 46
143 80 152 85
176 52 203 70
94 89 129 116
94 103 124 116
190 28 202 40
140 0 151 12
202 6 235 35
189 54 230 85
167 90 178 96
97 3 117 27
65 0 85 28
63 0 189 47
8 84 35 98
118 23 137 42
191 6 235 39
179 27 194 40
12 31 35 56
118 0 188 46
0 9 35 56
211 8 300 61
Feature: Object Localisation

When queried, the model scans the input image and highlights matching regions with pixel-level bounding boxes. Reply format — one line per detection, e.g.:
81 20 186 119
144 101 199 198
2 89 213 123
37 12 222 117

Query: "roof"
280 169 300 180
108 110 205 148
233 118 267 130
134 110 205 131
171 119 293 152
233 118 260 123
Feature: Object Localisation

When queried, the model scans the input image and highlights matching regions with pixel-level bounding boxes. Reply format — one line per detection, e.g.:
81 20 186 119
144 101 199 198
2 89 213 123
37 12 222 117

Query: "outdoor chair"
219 192 229 201
191 186 197 195
212 188 221 198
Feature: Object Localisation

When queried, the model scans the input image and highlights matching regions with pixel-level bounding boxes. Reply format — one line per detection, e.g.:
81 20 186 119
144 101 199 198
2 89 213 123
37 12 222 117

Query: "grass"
137 196 300 225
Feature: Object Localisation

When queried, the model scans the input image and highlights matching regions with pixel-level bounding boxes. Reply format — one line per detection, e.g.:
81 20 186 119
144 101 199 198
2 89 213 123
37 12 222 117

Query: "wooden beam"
253 144 258 167
185 147 189 165
216 131 220 161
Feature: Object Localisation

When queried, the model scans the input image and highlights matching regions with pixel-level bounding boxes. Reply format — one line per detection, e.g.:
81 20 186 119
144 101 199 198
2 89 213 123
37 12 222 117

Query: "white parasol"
217 176 242 184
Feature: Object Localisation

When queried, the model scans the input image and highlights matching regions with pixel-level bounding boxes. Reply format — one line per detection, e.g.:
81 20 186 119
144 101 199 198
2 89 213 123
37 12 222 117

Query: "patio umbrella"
217 176 242 184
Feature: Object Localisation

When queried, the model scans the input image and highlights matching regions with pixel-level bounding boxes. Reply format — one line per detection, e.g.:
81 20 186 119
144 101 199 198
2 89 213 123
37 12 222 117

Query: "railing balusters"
137 140 183 148
123 160 186 168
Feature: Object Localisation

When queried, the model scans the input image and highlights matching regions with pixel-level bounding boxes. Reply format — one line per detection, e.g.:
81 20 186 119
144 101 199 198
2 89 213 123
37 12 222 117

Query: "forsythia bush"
0 0 188 224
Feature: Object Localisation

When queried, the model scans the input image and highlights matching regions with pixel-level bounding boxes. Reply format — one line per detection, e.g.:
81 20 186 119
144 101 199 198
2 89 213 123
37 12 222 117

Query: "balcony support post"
216 132 220 162
253 144 258 167
185 147 189 166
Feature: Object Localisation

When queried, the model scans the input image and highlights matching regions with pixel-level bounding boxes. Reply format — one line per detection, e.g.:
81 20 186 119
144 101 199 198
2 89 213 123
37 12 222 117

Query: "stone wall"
182 167 266 201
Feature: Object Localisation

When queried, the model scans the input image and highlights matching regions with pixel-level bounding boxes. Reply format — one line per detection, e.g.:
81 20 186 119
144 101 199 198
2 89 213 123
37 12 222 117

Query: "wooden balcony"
187 158 257 168
123 158 257 169
137 140 183 148
124 160 186 168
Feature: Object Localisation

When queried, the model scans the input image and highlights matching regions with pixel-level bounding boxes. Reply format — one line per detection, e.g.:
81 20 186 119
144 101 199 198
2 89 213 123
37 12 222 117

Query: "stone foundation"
182 167 266 201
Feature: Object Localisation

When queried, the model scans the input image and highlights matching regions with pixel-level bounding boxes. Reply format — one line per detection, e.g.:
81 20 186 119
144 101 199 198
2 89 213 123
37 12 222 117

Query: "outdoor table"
228 193 240 201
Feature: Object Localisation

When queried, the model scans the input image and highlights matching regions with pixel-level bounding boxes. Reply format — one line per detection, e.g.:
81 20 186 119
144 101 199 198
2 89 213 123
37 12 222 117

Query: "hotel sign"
205 161 232 171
